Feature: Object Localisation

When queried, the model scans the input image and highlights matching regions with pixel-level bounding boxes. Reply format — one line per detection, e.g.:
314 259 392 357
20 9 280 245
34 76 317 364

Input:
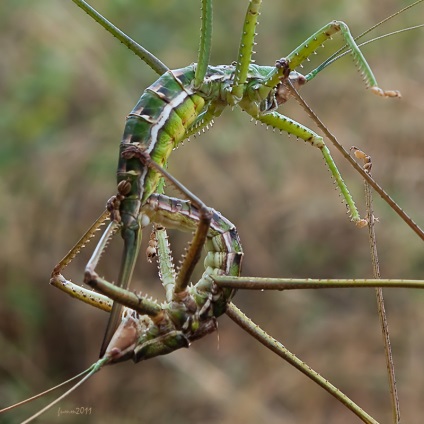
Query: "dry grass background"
1 0 424 423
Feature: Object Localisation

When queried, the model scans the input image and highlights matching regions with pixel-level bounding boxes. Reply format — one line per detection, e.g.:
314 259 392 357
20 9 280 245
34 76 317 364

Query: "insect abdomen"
118 66 205 202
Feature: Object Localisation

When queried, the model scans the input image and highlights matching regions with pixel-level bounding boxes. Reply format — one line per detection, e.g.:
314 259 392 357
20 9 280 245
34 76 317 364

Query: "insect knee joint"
310 135 325 149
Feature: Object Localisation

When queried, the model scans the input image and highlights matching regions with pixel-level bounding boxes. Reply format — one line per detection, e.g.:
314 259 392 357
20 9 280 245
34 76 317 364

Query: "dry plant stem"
352 147 400 424
285 80 424 242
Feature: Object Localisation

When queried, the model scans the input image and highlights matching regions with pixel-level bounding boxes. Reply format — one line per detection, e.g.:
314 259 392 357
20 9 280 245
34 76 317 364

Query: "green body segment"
118 66 204 205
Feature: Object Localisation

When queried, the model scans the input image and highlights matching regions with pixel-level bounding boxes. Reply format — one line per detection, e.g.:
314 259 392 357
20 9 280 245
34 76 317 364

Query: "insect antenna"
314 24 424 76
0 359 106 424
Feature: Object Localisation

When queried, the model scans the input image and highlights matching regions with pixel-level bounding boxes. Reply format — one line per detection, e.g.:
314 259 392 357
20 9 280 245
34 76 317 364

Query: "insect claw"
370 86 401 98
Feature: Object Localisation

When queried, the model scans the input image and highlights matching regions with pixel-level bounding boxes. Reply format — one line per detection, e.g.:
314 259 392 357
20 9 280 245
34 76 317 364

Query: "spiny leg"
232 20 400 228
250 107 365 225
231 0 262 102
50 210 114 312
193 0 213 88
148 225 176 303
261 21 401 98
295 21 400 98
232 22 400 225
71 0 168 76
225 303 380 424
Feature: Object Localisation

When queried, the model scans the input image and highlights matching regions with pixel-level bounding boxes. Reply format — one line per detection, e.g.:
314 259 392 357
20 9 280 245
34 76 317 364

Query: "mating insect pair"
1 0 424 423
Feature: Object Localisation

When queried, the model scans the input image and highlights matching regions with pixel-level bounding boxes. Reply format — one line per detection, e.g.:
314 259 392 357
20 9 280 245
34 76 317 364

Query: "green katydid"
1 0 424 423
52 0 424 357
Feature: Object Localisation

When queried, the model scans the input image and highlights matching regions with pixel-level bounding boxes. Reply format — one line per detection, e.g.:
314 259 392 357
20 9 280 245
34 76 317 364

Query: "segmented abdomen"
118 66 205 203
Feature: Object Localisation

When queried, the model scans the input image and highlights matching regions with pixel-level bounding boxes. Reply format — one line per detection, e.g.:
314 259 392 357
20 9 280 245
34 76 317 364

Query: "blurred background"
1 0 423 423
